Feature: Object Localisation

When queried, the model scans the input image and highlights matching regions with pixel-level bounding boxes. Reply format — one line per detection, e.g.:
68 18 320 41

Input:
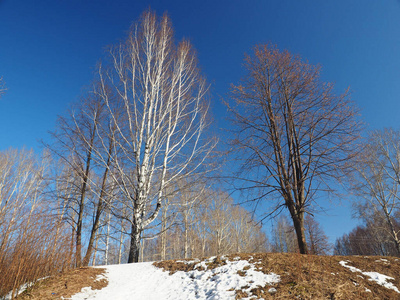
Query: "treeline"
334 129 400 257
334 214 400 257
99 190 269 264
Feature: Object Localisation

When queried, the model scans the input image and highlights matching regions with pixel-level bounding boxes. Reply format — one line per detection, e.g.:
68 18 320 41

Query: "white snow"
339 260 400 293
70 257 280 300
3 277 48 300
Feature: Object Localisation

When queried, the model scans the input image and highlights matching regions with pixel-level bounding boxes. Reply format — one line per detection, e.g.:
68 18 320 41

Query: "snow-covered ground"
69 257 280 300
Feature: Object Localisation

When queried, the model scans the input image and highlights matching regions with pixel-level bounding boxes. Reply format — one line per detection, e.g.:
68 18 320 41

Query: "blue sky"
1 0 400 245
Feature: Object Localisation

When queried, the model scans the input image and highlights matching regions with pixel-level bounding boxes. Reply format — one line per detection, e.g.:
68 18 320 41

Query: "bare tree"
351 128 400 255
304 215 331 255
231 204 269 253
0 149 72 299
270 215 298 253
177 180 206 259
206 191 234 255
45 93 115 267
228 44 361 254
94 10 216 263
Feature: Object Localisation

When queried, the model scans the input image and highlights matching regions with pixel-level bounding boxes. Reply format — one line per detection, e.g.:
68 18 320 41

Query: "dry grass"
155 253 400 300
15 267 107 300
13 253 400 300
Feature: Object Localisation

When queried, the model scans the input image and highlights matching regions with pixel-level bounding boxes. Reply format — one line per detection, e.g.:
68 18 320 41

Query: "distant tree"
140 188 269 261
231 204 269 253
304 215 331 255
334 234 351 256
351 128 400 255
94 10 216 263
228 44 361 254
270 215 298 253
334 224 385 256
334 212 400 257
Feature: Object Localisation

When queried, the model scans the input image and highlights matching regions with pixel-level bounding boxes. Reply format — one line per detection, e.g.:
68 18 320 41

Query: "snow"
339 260 400 293
70 257 280 300
4 283 32 300
3 277 48 300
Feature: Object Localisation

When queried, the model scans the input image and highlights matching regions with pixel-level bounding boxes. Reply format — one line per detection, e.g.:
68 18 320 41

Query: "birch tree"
94 10 216 263
228 44 361 254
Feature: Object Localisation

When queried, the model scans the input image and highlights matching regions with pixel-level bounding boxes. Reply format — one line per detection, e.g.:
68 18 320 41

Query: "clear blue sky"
1 0 400 245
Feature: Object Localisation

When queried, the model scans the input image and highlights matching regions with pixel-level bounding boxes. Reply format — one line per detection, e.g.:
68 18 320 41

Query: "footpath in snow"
70 257 280 300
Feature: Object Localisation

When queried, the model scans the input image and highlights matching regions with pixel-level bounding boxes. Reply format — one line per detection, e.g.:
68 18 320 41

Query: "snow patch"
339 260 400 293
70 258 280 300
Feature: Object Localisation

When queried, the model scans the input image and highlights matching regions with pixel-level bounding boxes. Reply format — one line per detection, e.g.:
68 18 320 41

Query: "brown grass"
155 253 400 300
15 267 107 300
13 253 400 300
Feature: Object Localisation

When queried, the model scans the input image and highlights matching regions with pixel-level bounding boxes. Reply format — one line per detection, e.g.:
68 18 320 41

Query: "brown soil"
15 267 107 300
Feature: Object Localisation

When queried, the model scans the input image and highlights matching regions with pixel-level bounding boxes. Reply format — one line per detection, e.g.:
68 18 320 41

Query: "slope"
13 253 400 300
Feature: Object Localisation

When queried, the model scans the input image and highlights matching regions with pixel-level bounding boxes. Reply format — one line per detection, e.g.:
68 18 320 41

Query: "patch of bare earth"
153 255 227 274
155 253 400 300
15 267 107 300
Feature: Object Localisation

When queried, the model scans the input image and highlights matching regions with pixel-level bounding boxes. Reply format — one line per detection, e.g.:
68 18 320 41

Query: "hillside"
12 253 400 300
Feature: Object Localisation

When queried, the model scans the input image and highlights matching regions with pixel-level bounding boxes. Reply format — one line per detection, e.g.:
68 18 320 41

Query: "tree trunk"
83 131 114 266
184 216 189 259
75 135 95 267
118 225 124 264
292 212 308 254
160 205 167 260
128 221 141 263
92 233 100 266
105 210 111 265
385 211 400 255
75 203 84 267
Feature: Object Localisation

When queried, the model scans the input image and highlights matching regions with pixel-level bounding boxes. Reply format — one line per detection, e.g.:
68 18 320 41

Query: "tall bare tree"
45 94 114 267
351 128 400 255
94 10 216 263
228 44 361 254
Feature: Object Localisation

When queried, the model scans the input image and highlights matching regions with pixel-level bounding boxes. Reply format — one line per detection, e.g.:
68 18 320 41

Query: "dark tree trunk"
75 147 94 267
82 139 113 266
292 212 308 254
75 122 97 267
286 193 308 255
